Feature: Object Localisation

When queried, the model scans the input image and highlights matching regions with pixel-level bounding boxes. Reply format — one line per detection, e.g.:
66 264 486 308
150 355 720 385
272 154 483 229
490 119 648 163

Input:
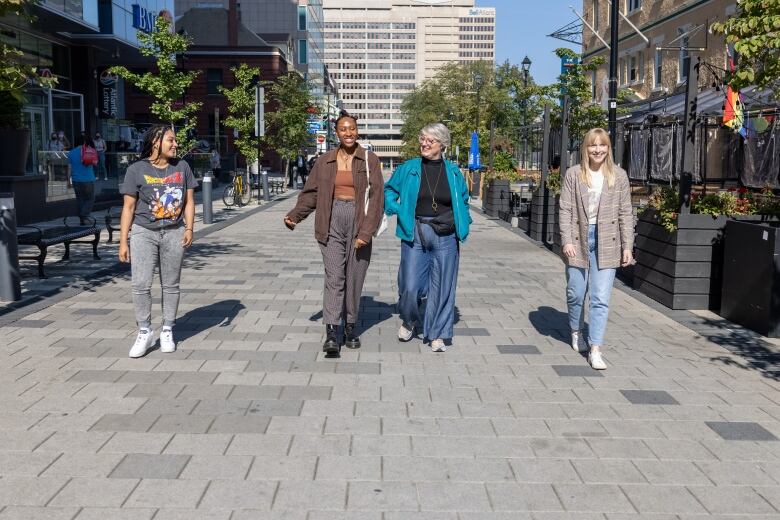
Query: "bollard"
202 172 213 224
261 169 270 202
0 193 21 302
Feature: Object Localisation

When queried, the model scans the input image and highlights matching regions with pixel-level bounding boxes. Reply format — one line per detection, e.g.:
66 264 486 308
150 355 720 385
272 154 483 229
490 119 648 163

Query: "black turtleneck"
415 157 452 217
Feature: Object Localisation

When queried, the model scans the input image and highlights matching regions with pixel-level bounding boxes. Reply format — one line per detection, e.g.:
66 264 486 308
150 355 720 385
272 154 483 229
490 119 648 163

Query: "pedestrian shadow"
182 241 248 271
308 296 460 333
529 305 573 344
175 299 246 342
697 317 780 381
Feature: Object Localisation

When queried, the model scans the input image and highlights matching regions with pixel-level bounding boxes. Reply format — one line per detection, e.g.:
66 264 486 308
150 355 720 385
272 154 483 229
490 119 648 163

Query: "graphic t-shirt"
120 159 197 229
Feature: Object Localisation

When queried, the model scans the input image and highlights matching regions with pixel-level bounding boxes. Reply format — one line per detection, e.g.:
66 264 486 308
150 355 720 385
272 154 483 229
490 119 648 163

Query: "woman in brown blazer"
284 113 384 355
559 128 634 370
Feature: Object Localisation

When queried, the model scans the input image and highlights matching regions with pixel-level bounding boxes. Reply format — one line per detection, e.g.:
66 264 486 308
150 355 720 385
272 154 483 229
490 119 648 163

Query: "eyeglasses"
419 136 439 146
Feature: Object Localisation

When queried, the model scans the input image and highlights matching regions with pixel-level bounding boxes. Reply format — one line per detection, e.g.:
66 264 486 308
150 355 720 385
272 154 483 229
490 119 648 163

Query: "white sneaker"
588 349 607 370
571 331 585 352
398 323 414 342
159 328 176 353
431 339 447 352
129 329 154 358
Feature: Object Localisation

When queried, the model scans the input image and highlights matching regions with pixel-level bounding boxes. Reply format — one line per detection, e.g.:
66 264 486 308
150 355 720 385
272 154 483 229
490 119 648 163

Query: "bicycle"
222 170 253 207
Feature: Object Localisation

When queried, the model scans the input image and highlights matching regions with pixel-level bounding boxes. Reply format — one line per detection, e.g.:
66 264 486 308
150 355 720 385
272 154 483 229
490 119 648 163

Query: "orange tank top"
334 169 355 199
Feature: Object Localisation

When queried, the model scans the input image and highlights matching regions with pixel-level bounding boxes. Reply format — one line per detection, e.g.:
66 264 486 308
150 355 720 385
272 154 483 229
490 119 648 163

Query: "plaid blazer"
558 164 633 269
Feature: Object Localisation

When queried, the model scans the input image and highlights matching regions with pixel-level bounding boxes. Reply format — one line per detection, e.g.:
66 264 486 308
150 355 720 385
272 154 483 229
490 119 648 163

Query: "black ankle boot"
344 323 361 349
323 324 340 354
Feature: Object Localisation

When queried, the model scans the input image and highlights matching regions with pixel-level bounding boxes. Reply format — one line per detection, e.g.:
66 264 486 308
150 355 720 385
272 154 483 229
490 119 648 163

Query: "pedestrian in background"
559 127 634 370
94 132 107 180
210 147 221 182
67 133 97 225
119 125 197 358
284 113 384 355
384 123 472 353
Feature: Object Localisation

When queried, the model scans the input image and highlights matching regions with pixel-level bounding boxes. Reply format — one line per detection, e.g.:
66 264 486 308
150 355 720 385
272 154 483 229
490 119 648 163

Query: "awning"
621 86 776 123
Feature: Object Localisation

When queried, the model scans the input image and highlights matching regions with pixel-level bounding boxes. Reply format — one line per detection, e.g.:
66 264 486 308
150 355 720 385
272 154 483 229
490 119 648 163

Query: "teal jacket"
384 158 472 242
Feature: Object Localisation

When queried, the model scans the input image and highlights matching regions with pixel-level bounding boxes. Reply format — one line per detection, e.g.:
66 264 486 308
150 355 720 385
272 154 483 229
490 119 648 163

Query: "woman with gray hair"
384 123 472 352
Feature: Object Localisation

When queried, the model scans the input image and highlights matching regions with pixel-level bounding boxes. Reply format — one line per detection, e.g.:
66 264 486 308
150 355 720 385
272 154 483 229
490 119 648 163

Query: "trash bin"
720 220 780 337
0 192 21 302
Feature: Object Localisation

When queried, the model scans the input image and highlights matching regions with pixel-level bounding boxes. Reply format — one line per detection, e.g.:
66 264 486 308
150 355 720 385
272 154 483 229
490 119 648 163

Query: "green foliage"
645 185 761 232
491 150 516 173
220 64 260 165
108 15 201 155
545 167 562 196
0 0 57 129
712 0 780 99
400 60 556 163
554 48 608 141
263 73 314 163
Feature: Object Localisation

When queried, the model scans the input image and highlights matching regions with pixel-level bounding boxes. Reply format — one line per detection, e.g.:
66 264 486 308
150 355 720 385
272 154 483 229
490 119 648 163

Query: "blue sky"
476 0 581 86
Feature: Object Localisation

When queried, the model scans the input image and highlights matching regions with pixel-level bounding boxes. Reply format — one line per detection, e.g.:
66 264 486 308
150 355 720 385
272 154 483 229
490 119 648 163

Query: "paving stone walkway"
0 195 779 519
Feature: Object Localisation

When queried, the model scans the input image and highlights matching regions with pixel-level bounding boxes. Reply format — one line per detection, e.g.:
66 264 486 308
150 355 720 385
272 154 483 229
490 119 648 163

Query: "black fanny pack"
420 210 455 236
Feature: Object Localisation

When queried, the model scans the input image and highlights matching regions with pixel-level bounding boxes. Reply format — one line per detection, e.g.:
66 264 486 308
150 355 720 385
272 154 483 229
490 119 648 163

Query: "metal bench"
104 206 122 243
17 217 102 278
269 178 286 194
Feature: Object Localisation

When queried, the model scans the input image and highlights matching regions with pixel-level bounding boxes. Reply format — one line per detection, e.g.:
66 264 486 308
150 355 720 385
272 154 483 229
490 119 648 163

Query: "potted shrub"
633 186 775 310
0 0 56 175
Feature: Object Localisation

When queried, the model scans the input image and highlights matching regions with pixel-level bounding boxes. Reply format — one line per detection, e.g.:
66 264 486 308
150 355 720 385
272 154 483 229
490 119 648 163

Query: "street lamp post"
521 56 531 171
474 71 483 134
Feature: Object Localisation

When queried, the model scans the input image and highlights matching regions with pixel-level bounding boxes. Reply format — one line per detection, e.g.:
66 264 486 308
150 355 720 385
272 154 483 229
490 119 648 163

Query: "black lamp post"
474 71 484 134
521 55 531 170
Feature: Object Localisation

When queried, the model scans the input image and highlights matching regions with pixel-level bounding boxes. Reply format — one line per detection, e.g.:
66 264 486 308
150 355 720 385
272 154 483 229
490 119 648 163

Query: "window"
298 39 308 64
206 68 222 95
591 70 597 100
627 0 641 12
629 53 641 82
593 0 599 32
654 48 663 88
678 28 690 82
297 6 306 31
618 57 626 85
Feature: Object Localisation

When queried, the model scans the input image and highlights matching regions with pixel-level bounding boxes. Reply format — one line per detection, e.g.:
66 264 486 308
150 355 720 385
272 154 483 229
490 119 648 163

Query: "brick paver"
0 195 779 517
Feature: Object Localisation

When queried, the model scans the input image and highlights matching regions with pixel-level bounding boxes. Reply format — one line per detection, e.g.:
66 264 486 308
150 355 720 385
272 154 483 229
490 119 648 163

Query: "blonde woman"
558 128 634 370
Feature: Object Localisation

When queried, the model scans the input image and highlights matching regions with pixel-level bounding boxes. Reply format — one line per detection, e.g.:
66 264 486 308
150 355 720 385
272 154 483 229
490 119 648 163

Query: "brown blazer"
286 146 385 244
558 164 633 269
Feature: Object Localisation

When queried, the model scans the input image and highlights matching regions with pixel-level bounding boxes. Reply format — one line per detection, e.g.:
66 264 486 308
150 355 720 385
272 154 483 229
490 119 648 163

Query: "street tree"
220 64 261 169
554 48 607 142
0 0 57 129
264 72 314 175
109 14 201 155
400 60 553 163
712 0 780 99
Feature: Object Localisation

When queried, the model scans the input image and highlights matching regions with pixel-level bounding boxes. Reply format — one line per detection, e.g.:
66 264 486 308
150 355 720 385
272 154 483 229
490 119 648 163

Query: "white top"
587 169 604 225
94 138 106 152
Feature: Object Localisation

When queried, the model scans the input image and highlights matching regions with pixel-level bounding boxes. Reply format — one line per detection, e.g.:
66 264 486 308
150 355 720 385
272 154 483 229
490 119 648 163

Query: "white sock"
162 326 172 332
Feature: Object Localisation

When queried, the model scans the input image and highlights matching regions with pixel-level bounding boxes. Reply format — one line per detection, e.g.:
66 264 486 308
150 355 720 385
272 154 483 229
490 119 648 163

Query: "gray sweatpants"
130 225 186 329
318 199 372 325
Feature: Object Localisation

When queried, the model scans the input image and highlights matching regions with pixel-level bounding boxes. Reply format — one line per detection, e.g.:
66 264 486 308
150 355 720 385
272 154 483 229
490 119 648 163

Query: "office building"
322 0 495 169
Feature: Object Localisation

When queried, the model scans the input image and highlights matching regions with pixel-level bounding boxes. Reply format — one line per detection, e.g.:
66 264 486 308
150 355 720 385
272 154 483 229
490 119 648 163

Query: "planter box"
527 191 557 243
721 220 780 337
633 208 730 310
482 180 510 218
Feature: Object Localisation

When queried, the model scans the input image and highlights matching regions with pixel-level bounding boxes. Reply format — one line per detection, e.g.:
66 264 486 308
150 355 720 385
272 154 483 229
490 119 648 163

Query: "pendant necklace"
424 161 444 212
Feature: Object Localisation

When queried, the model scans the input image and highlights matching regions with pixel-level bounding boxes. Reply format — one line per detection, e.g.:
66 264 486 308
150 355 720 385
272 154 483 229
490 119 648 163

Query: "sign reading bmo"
132 4 158 32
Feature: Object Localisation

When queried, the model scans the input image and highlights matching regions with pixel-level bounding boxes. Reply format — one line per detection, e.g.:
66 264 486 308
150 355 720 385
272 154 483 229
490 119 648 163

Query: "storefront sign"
132 4 157 33
98 68 118 119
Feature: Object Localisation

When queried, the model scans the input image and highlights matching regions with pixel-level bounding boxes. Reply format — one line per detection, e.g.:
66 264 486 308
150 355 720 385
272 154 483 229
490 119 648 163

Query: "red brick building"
124 4 291 171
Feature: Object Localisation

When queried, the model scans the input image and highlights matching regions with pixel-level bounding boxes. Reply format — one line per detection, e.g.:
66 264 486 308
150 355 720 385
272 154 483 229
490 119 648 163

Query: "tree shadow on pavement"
529 305 572 344
696 317 780 381
183 241 248 271
175 299 246 342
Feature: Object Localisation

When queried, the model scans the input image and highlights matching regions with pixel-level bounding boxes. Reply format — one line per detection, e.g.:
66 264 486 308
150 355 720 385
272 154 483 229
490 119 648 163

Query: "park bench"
269 178 286 194
104 206 122 243
17 217 102 278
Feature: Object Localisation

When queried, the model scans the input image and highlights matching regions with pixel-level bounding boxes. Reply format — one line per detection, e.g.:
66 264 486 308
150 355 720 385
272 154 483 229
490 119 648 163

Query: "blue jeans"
565 224 616 346
72 181 95 222
397 219 459 342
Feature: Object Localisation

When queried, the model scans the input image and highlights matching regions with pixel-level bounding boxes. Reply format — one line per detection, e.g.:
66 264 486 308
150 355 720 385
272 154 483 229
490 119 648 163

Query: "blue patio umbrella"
468 130 481 170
